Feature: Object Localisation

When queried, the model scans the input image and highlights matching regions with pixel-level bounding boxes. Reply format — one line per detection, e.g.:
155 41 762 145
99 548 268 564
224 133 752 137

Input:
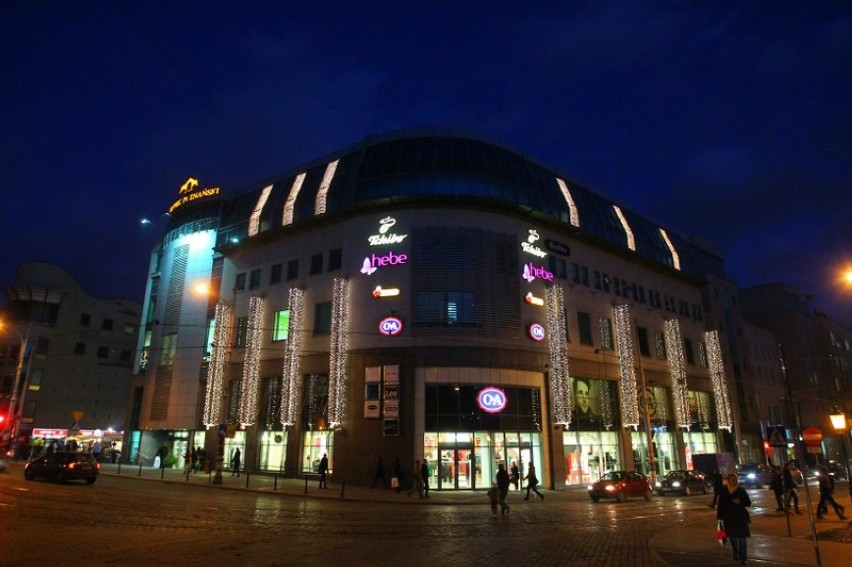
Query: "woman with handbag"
717 473 752 564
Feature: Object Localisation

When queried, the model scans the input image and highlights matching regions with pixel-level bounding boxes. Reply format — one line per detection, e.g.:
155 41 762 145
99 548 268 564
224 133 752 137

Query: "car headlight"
605 485 616 492
747 473 756 480
654 481 662 488
587 485 594 491
672 481 681 487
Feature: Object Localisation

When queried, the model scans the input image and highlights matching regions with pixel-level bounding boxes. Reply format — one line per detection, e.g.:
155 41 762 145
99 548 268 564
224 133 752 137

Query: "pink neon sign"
361 251 408 276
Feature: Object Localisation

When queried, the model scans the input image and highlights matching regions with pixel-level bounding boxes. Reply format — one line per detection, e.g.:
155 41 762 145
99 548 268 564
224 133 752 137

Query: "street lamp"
0 322 28 457
829 406 852 503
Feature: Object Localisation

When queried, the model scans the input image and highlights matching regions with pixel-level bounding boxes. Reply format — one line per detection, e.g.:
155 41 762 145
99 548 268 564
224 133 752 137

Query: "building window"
36 337 50 356
577 312 593 346
414 291 477 327
273 310 290 341
28 369 42 391
655 331 667 359
286 259 299 280
691 304 703 322
97 346 109 359
123 324 135 334
314 301 332 334
328 248 342 272
270 263 282 285
235 273 247 291
310 253 323 275
102 318 113 331
249 269 261 289
599 317 613 350
120 350 132 362
637 327 651 356
74 342 86 355
80 313 91 326
697 341 708 367
684 339 695 364
548 257 567 280
235 316 249 346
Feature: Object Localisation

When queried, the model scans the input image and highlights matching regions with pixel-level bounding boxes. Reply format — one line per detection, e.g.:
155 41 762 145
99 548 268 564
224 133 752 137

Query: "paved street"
0 462 849 566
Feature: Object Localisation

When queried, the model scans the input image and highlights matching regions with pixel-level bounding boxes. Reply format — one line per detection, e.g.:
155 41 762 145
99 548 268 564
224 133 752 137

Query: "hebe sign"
477 387 508 414
529 323 546 341
378 316 403 336
361 250 408 275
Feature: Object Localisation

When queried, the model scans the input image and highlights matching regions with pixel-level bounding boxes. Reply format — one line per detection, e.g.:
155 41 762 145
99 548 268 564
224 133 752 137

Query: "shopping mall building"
127 129 739 490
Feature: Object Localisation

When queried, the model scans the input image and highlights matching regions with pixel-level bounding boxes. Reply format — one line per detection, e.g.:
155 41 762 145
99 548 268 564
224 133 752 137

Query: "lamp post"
1 322 29 456
829 406 852 503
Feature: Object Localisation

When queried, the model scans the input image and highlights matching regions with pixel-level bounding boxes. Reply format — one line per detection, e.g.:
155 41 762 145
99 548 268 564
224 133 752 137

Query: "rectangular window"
270 263 283 284
97 346 109 359
74 342 86 355
637 327 651 356
249 269 262 289
697 341 708 367
599 317 613 349
80 313 91 326
102 318 113 331
655 331 667 359
328 248 342 272
123 324 135 335
310 253 323 275
577 312 593 346
36 337 49 356
691 304 703 322
549 257 568 280
684 339 695 364
235 273 247 291
572 263 582 285
235 316 249 346
286 259 299 280
414 291 477 327
273 310 290 341
28 369 43 391
314 302 332 334
120 350 132 362
580 266 589 286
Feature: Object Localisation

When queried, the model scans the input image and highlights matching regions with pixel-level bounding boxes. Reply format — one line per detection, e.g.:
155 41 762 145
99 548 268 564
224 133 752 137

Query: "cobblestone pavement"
1 462 849 566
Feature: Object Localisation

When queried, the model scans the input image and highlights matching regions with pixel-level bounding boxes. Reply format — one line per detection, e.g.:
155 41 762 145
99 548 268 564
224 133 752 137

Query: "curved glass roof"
214 129 725 279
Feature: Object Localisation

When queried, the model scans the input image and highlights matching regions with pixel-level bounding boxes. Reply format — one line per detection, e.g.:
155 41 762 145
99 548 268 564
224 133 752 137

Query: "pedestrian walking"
318 453 329 489
709 468 723 508
231 447 241 477
371 456 387 489
393 457 404 493
816 466 846 520
487 483 500 516
510 461 520 491
496 463 511 515
523 462 544 501
782 461 801 514
408 459 423 497
717 473 752 564
769 465 784 511
421 459 430 498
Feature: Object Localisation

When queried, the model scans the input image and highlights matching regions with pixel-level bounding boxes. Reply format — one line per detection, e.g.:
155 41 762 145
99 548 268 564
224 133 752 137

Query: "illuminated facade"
127 130 739 489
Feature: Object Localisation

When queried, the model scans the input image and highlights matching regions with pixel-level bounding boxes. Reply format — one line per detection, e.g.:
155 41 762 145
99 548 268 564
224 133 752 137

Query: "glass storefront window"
302 430 332 473
562 430 621 486
258 430 288 472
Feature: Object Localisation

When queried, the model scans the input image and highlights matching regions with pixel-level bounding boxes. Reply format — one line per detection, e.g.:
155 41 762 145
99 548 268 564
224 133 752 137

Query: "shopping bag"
391 477 399 488
716 520 727 545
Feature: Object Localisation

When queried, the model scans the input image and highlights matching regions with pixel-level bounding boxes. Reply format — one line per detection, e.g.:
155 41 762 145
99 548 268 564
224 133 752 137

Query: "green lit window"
273 310 290 341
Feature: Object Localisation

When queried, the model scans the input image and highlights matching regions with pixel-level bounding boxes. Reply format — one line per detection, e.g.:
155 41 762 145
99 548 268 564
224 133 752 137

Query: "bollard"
117 461 122 475
161 467 165 480
274 474 278 491
340 480 346 499
245 472 250 489
304 475 308 494
138 461 143 477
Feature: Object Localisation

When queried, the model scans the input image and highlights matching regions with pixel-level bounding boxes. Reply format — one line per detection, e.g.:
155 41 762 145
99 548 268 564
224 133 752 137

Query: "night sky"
2 2 850 325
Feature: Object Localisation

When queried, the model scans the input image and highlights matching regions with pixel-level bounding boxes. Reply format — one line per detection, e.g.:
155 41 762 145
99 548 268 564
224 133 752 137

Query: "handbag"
391 477 399 488
716 520 727 545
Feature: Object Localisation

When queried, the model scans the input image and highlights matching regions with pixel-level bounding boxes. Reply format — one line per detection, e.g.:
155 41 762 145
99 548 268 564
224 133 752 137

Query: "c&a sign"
477 387 508 414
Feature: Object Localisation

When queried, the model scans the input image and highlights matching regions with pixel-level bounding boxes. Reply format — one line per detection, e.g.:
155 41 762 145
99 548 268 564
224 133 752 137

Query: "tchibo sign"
477 387 508 414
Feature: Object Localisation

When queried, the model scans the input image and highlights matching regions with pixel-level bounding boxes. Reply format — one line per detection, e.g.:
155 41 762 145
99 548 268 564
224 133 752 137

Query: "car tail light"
95 462 100 470
68 462 77 470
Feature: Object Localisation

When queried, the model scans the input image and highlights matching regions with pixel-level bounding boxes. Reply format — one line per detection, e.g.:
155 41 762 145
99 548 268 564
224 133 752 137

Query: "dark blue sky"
2 1 850 325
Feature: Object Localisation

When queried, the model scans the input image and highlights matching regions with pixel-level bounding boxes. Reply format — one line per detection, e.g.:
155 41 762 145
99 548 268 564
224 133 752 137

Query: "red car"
588 471 652 502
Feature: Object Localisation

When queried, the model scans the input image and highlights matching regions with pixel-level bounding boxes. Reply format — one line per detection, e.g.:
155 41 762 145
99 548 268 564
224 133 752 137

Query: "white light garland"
664 318 690 429
314 159 339 216
658 228 681 271
556 177 580 228
612 205 636 251
280 288 304 427
238 296 264 425
203 302 230 427
614 304 640 428
706 330 733 431
328 277 350 429
282 172 306 226
546 285 571 425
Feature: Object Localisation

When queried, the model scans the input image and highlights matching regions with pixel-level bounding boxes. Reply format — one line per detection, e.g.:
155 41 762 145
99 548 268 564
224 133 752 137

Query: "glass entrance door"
439 447 474 489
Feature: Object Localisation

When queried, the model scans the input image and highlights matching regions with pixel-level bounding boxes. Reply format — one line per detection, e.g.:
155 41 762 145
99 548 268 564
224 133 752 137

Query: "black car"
24 452 99 484
737 463 772 488
653 470 709 496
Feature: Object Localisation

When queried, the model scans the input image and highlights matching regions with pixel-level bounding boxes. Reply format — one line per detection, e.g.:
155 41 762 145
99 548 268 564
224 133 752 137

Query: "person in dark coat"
717 473 752 564
769 465 785 511
496 463 511 515
709 469 724 508
318 453 329 489
421 459 430 498
231 448 241 477
782 461 801 514
816 466 846 520
371 456 387 489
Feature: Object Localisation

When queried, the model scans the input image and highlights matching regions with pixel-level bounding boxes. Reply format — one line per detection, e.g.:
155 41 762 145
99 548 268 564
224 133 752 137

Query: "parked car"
737 463 772 488
24 451 99 484
654 470 710 496
588 471 652 502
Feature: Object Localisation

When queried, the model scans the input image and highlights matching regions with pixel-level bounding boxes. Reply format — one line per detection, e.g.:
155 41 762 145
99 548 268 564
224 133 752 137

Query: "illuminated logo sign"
378 316 404 336
528 323 546 341
522 263 554 283
368 216 408 246
477 387 508 414
525 292 544 306
372 286 401 298
521 229 547 258
169 178 221 214
361 251 408 276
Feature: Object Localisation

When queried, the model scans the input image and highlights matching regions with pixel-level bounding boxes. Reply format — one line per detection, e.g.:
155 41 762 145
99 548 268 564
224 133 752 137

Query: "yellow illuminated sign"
169 178 220 214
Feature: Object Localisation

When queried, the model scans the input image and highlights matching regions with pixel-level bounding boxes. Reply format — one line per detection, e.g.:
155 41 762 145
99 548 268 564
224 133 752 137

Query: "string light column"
328 277 350 429
546 285 572 426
